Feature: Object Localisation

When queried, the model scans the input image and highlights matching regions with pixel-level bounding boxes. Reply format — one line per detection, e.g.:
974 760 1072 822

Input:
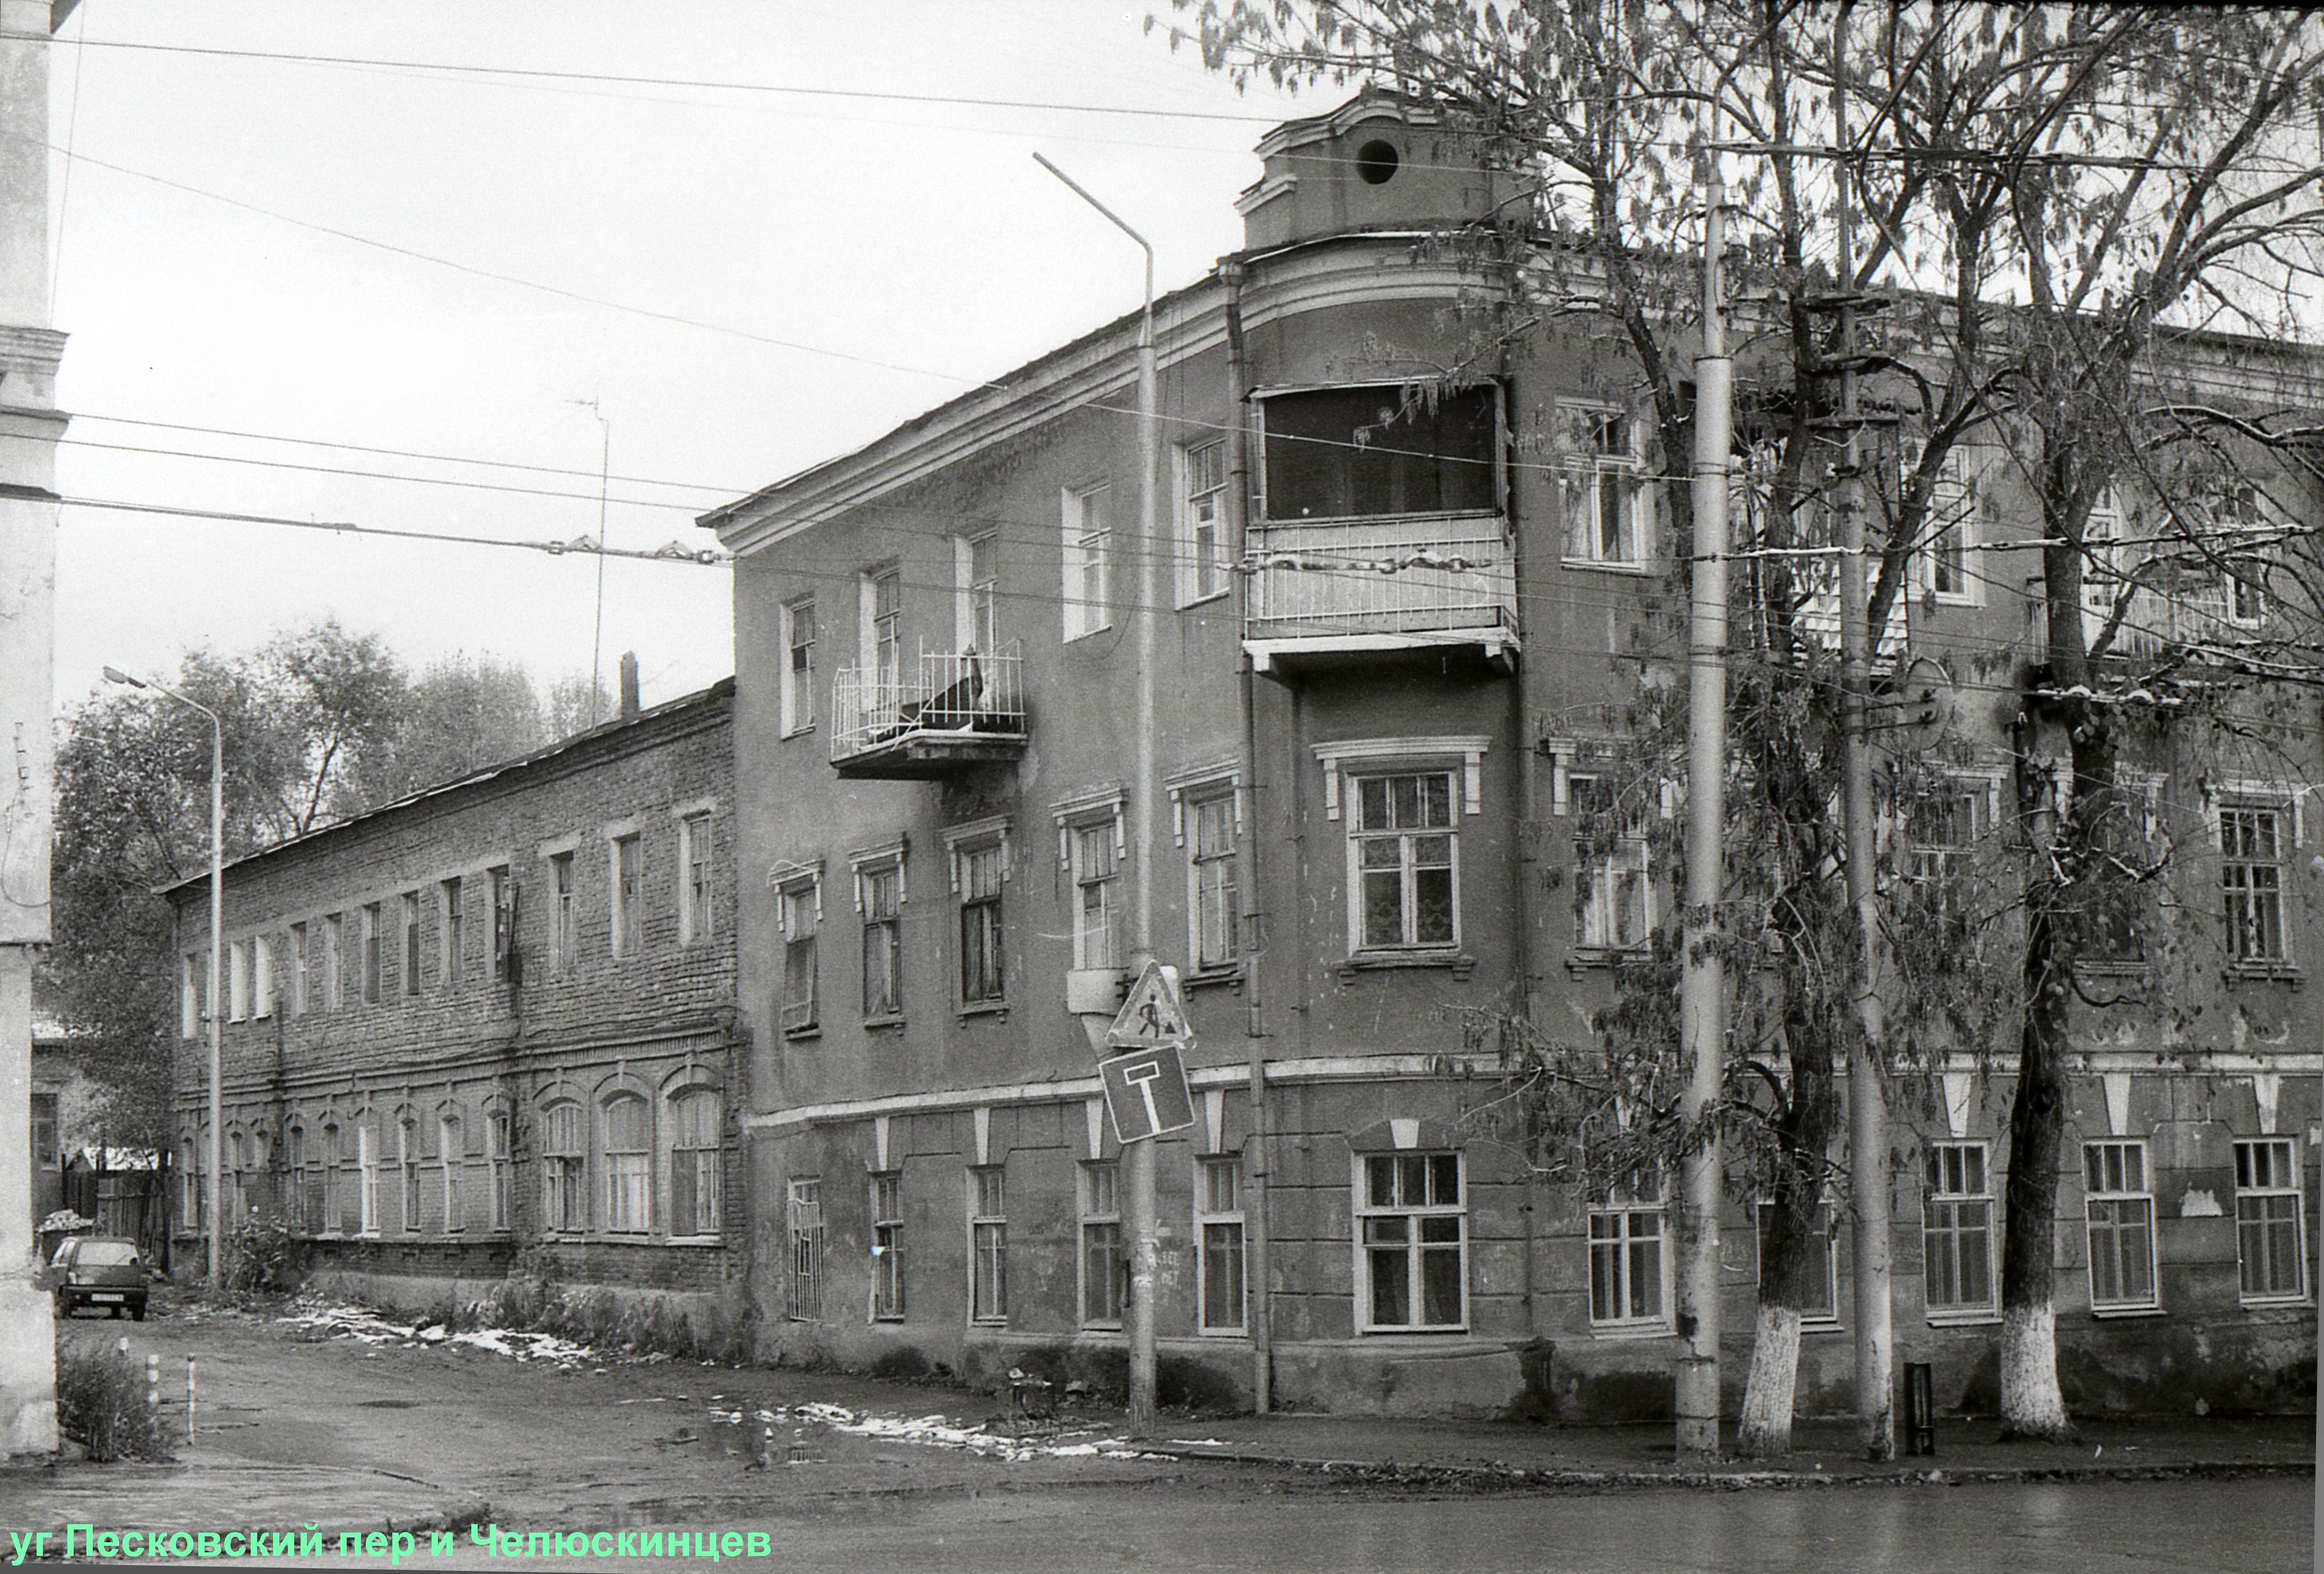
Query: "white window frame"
487 1112 510 1233
787 1176 825 1322
1588 1176 1670 1333
870 1171 905 1321
946 820 1009 1008
228 939 250 1022
357 1122 381 1237
850 841 908 1023
2082 1139 2159 1314
440 876 464 990
665 1084 723 1241
541 1101 586 1234
252 934 274 1018
601 1093 653 1236
1054 790 1126 973
772 861 823 1035
1177 438 1230 606
398 1116 421 1233
288 926 308 1017
323 913 345 1010
181 953 200 1037
608 826 643 960
401 890 424 996
1196 1154 1247 1334
679 811 715 946
1576 826 1651 952
1923 1140 1998 1322
1910 441 1980 606
1755 1200 1840 1328
954 533 1000 654
1171 770 1242 975
1078 1159 1124 1329
968 1165 1007 1324
1352 1150 1469 1333
780 595 817 737
360 902 382 1004
1062 480 1113 641
1908 771 2004 907
439 1113 463 1234
2233 1137 2307 1305
1559 403 1647 569
2209 785 2295 969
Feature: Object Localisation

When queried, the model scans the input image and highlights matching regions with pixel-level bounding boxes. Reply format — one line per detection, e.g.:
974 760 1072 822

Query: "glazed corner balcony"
829 645 1027 778
1243 512 1518 674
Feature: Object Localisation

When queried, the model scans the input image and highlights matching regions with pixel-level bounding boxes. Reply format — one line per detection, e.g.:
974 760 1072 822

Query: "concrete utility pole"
0 0 71 1458
1675 144 1733 1462
1831 57 1898 1462
1033 154 1163 1436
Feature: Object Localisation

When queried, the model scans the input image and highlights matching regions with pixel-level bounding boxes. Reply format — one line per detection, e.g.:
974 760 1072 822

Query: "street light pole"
105 666 223 1292
1033 152 1162 1435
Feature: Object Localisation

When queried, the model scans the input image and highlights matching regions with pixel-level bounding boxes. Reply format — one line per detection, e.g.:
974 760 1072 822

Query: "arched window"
286 1124 306 1230
227 1132 247 1219
542 1102 585 1232
667 1088 721 1238
321 1124 341 1234
439 1113 464 1234
180 1137 199 1230
602 1095 651 1234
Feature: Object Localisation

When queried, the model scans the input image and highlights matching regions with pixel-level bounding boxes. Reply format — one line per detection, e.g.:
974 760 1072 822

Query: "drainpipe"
1222 259 1272 1412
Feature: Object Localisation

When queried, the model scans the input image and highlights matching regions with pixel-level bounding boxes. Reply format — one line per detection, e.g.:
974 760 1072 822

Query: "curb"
1141 1445 2317 1492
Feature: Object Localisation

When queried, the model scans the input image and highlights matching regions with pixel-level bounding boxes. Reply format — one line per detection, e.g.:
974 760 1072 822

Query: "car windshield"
76 1242 138 1267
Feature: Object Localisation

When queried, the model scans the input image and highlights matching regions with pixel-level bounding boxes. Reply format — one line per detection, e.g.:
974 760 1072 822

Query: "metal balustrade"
829 644 1026 772
1244 512 1517 644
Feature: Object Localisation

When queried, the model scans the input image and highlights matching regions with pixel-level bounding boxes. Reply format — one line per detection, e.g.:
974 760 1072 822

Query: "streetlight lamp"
103 665 223 1292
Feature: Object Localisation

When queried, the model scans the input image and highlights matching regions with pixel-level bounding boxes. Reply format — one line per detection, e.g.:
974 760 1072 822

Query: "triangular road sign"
1105 960 1192 1051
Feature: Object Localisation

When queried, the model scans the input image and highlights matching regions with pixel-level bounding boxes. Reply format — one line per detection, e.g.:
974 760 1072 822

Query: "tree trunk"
1737 1303 1804 1453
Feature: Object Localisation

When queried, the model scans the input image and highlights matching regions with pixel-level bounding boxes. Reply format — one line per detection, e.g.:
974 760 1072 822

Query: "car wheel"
107 1306 120 1320
131 1305 146 1323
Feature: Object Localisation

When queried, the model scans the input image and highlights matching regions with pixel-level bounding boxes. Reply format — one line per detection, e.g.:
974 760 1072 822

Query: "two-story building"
701 95 2318 1419
164 679 745 1345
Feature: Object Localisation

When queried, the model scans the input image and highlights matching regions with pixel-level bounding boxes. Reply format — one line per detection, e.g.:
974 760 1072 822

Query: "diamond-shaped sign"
1105 961 1192 1052
1099 1043 1196 1144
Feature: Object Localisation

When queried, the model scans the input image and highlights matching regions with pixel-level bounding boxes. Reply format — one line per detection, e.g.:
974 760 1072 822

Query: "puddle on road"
356 1399 425 1409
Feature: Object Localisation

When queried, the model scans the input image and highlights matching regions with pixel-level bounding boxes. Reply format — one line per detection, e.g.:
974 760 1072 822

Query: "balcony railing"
829 644 1027 778
1244 512 1518 664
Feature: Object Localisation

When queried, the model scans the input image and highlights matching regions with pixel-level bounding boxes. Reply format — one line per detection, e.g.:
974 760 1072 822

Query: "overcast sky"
45 1 1308 713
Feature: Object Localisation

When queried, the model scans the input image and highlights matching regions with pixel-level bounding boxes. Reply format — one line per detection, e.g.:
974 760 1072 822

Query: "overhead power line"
60 496 726 565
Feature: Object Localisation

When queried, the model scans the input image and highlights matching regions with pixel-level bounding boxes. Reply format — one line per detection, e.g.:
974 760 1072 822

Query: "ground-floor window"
1356 1152 1466 1331
969 1166 1007 1323
2083 1140 2158 1313
602 1095 652 1234
787 1177 824 1321
1079 1161 1123 1328
357 1123 381 1236
542 1103 585 1232
1922 1141 1995 1318
1755 1200 1838 1324
2235 1138 2306 1303
870 1172 904 1320
667 1088 721 1238
1196 1155 1246 1333
1588 1179 1666 1330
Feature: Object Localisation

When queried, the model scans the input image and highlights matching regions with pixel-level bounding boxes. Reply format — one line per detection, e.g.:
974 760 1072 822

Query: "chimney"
618 652 640 719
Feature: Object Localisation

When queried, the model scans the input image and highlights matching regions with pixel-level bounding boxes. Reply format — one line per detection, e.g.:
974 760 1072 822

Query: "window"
1911 776 1995 911
549 852 576 973
399 1119 420 1233
1357 1153 1466 1331
180 953 199 1037
322 1124 342 1234
602 1095 651 1234
253 935 274 1018
2220 803 2287 964
787 1177 824 1321
1188 790 1239 973
1263 385 1498 520
1071 822 1120 971
667 1088 721 1238
180 1138 199 1231
1062 481 1112 640
1923 1142 1996 1317
289 927 308 1016
1179 439 1229 604
357 1123 380 1236
2083 1140 2158 1312
969 1166 1007 1323
1351 772 1457 951
323 914 345 1009
957 534 1000 653
1588 1177 1667 1329
441 878 464 987
439 1115 463 1234
958 842 1005 1006
1197 1156 1247 1333
2234 1139 2305 1303
1572 769 1649 951
490 866 515 981
781 596 817 736
401 892 422 996
865 565 903 695
871 1172 905 1320
228 940 249 1022
1079 1161 1124 1327
1560 405 1644 566
1756 1201 1839 1325
487 1113 510 1232
360 904 382 1005
1916 445 1977 604
860 861 903 1020
680 815 714 946
542 1103 585 1232
227 1131 246 1219
286 1125 309 1231
776 869 820 1034
611 833 642 958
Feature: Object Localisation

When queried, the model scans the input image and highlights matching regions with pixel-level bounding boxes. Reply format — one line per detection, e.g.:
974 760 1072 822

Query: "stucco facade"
703 99 2319 1420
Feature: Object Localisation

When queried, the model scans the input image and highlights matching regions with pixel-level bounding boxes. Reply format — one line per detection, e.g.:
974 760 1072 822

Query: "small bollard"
1902 1361 1936 1456
144 1354 159 1415
186 1356 197 1442
116 1336 128 1358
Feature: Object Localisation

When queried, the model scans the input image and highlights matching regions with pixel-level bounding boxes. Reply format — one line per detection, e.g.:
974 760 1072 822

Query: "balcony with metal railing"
829 644 1027 779
1242 511 1518 674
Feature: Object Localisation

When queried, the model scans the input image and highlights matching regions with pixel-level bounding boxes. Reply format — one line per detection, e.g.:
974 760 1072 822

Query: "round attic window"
1354 139 1400 185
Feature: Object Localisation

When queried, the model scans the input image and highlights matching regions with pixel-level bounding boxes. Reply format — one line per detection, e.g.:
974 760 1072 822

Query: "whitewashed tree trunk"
2000 1300 2070 1439
1736 1303 1804 1456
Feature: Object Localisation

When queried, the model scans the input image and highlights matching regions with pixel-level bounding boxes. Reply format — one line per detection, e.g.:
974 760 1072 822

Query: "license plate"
90 1294 122 1303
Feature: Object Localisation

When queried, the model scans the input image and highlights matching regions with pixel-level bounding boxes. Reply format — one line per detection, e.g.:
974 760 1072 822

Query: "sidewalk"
1135 1408 2318 1489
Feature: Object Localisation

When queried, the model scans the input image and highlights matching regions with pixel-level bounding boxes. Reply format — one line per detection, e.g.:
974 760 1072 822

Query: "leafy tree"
1166 0 2324 1447
358 653 551 805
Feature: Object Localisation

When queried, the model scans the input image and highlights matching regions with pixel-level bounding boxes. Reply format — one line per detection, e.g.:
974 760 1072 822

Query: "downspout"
1222 258 1271 1412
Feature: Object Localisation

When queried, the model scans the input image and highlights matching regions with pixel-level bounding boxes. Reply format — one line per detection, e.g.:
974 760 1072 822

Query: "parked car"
51 1236 149 1321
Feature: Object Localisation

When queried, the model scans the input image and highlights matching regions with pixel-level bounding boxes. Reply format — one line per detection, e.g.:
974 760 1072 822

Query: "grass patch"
55 1340 174 1462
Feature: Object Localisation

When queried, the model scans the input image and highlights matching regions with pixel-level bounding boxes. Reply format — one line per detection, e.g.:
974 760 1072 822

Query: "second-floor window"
1062 481 1112 640
1071 822 1121 971
1263 384 1497 520
958 842 1005 1006
252 935 274 1018
1189 790 1239 973
1910 777 1994 913
228 940 249 1021
441 877 464 989
777 872 820 1035
859 861 903 1021
1179 438 1228 604
611 834 642 958
1560 405 1643 567
957 533 1000 654
490 866 514 981
680 815 714 946
323 914 345 1009
1351 771 1457 952
359 906 382 1004
782 597 816 735
549 852 576 972
288 924 308 1016
401 892 422 996
2220 802 2287 964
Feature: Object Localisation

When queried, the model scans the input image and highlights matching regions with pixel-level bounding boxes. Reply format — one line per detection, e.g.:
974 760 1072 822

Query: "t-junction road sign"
1098 1043 1196 1144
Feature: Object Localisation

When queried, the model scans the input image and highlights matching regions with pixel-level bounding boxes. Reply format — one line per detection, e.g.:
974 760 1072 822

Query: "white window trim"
1577 834 1653 953
1061 480 1113 641
1175 438 1231 608
1052 786 1128 869
847 839 909 912
1312 736 1489 821
1078 1159 1124 1330
181 953 200 1037
1755 1200 1841 1329
227 940 250 1022
1557 401 1649 571
1169 767 1243 974
2233 1137 2309 1307
780 594 817 737
1587 1180 1674 1335
967 1165 1008 1326
1194 1154 1247 1335
252 935 274 1019
941 816 1013 894
2205 778 2300 970
1350 1150 1470 1334
677 808 716 947
953 532 1000 652
2082 1138 2161 1316
1909 441 1982 607
438 1114 463 1234
604 821 643 960
770 860 824 1036
1922 1140 2000 1324
662 1081 725 1244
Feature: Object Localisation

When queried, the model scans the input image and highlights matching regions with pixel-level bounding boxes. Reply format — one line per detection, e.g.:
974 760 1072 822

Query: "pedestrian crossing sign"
1105 960 1192 1052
